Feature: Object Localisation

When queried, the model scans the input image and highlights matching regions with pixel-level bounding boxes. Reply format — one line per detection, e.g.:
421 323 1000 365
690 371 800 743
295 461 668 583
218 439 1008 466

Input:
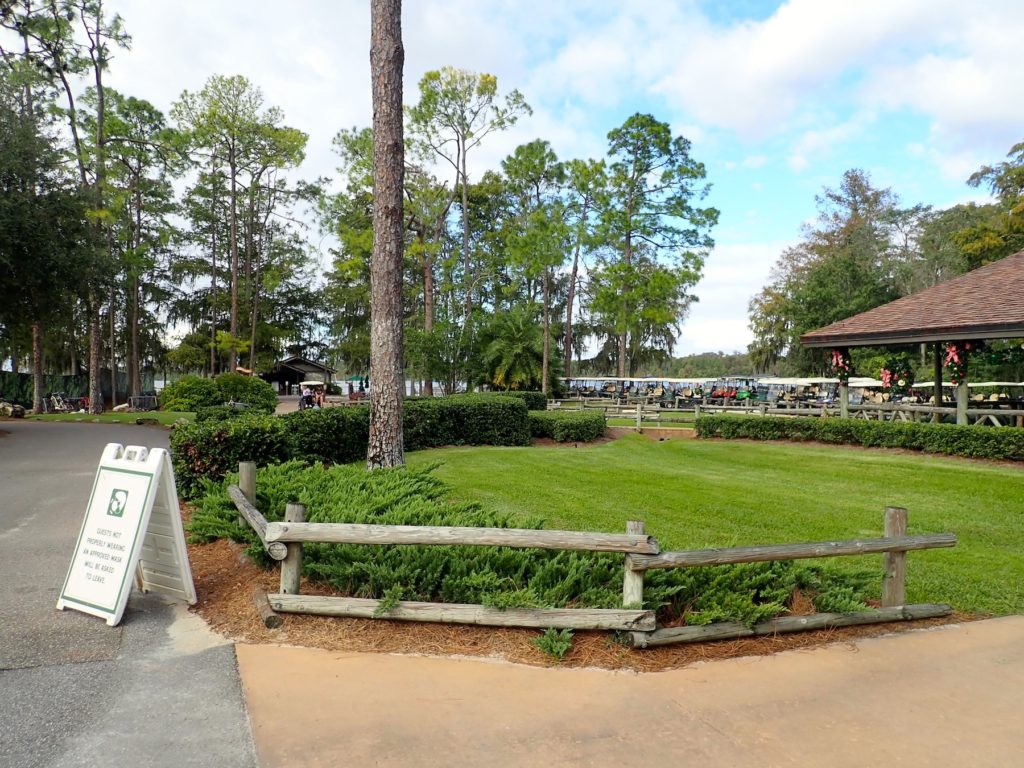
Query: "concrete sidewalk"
237 616 1024 768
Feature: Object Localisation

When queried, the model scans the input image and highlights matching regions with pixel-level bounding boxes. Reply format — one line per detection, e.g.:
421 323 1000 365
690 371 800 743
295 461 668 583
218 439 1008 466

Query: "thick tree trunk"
564 240 581 379
89 295 102 413
542 266 550 394
109 287 117 408
32 323 43 413
229 151 239 372
367 0 406 469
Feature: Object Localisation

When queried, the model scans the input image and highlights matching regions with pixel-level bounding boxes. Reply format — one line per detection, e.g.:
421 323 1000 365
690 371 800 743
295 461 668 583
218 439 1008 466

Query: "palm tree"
480 305 544 390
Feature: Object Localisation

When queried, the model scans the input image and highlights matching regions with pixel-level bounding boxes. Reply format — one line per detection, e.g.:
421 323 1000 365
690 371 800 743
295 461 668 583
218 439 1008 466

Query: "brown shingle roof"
801 250 1024 347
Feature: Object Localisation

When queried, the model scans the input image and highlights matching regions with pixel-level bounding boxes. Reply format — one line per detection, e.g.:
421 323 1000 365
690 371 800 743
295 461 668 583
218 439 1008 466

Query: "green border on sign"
59 465 155 615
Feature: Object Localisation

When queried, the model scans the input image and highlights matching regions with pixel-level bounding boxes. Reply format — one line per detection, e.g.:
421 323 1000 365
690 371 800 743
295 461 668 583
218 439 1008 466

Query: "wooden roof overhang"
801 250 1024 348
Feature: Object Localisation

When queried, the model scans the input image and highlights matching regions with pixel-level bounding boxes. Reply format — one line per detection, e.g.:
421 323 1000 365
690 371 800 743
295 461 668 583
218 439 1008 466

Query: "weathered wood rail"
228 463 957 645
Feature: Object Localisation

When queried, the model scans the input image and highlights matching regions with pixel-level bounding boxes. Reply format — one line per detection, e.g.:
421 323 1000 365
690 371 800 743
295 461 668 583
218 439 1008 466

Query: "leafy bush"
195 405 252 423
489 390 547 411
213 372 277 413
284 406 370 465
160 373 276 414
159 375 219 412
189 462 867 627
695 415 1024 461
530 410 606 442
532 628 574 660
407 395 531 449
170 414 291 497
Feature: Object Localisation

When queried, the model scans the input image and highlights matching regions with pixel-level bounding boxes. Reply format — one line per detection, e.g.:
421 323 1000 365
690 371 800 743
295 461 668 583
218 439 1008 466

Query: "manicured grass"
407 433 1024 615
32 411 194 426
606 417 694 428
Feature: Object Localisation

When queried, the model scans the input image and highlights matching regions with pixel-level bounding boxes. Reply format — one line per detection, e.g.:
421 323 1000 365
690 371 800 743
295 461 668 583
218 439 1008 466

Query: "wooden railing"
229 462 957 647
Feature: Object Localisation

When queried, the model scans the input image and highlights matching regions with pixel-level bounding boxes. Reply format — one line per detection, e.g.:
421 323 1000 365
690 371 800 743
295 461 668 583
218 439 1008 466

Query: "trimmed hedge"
195 404 252 423
174 395 531 496
160 373 277 414
530 410 606 442
483 390 547 411
170 414 291 497
695 414 1024 461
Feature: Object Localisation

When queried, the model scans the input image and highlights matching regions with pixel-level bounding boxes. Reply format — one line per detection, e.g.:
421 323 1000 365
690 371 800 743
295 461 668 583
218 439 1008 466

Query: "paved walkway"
237 617 1024 767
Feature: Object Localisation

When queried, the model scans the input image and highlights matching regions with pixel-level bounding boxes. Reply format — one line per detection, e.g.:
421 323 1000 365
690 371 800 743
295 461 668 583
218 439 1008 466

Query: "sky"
97 0 1024 356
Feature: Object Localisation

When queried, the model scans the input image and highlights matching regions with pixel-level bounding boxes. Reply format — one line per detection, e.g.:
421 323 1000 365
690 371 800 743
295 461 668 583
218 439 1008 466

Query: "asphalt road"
0 421 256 768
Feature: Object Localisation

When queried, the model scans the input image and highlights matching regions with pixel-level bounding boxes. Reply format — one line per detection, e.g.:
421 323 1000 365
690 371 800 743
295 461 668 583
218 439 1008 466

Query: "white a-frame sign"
58 443 197 626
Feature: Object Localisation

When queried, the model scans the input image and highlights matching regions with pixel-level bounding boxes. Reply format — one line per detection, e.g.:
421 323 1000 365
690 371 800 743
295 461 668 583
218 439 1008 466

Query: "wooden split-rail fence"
231 461 957 647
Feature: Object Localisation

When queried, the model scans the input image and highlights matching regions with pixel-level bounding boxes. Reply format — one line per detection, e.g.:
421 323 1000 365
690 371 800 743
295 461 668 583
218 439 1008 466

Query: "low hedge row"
160 373 277 413
482 390 547 411
695 414 1024 461
529 410 607 442
172 395 534 496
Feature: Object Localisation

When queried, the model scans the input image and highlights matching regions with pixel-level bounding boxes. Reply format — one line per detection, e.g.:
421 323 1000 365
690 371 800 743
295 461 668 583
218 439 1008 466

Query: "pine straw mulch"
185 523 975 673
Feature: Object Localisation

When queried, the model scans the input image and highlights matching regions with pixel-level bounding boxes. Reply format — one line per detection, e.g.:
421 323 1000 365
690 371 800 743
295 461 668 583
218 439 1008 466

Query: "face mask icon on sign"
107 489 129 518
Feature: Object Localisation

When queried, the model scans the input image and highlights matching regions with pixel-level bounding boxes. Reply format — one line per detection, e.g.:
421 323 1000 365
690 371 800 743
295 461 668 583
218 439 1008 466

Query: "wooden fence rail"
264 521 659 554
228 463 957 645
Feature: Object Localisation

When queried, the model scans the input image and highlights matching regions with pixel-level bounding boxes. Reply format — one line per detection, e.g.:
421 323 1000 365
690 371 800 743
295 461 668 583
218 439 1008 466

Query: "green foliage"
406 396 531 449
160 373 276 414
529 410 606 442
170 414 291 497
695 415 1024 461
495 390 547 410
213 372 277 413
195 405 251 423
532 628 574 660
160 375 219 412
284 406 370 465
189 462 865 629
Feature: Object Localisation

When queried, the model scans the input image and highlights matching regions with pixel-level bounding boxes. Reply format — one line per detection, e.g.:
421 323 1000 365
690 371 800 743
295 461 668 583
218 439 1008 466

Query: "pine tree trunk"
423 231 434 397
229 150 239 372
542 266 550 394
89 295 102 413
109 288 117 408
32 323 43 413
130 273 141 397
367 0 405 469
564 240 581 379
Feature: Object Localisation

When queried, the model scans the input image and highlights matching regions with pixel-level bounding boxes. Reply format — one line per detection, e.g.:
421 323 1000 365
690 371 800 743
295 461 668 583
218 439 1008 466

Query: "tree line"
0 1 719 414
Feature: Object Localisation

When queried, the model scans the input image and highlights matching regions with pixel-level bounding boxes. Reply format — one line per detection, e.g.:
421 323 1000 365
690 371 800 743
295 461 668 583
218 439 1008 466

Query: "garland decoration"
944 341 978 385
830 348 852 383
879 357 914 395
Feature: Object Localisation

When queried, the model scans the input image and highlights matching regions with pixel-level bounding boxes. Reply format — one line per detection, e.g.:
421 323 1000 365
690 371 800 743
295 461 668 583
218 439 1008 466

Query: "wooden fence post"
238 461 256 527
623 520 645 608
280 503 306 595
882 506 908 607
635 404 642 432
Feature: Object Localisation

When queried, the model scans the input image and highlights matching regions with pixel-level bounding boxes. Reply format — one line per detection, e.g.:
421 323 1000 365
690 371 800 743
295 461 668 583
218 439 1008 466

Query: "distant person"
301 385 313 410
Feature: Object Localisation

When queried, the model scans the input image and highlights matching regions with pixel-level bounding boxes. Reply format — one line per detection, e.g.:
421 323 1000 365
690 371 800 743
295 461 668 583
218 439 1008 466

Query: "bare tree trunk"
422 229 435 397
564 240 581 379
229 148 239 372
32 323 43 413
210 181 218 377
130 273 141 397
89 295 102 413
367 0 405 469
109 287 116 407
541 266 550 394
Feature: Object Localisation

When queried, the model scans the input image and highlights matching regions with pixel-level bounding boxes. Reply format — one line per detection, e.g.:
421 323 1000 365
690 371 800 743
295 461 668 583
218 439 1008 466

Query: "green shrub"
188 461 866 628
160 375 219 412
405 395 531 449
695 415 1024 461
170 414 291 497
529 410 606 442
284 406 370 465
213 372 277 413
488 390 547 411
532 628 574 660
195 405 251 423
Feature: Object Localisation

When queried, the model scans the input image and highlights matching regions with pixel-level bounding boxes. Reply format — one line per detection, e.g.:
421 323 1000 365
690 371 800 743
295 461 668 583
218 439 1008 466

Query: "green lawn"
408 434 1024 615
32 411 194 426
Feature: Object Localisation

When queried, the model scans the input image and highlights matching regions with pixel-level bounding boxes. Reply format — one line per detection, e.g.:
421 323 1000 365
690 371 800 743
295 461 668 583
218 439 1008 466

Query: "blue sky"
101 0 1024 355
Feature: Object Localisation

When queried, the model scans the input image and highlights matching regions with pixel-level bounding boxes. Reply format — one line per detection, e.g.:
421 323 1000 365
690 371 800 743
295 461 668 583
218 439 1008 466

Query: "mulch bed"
185 523 974 672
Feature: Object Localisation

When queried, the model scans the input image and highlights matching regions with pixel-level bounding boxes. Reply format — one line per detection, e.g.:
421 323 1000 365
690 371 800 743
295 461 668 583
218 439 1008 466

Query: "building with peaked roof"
800 250 1024 423
261 356 336 394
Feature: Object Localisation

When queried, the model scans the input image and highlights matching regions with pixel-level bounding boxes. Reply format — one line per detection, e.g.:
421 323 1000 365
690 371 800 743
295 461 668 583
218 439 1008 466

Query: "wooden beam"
251 586 282 629
279 503 305 595
264 522 660 554
634 604 953 648
227 485 288 561
267 594 656 631
622 521 646 608
629 533 956 571
882 507 908 607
